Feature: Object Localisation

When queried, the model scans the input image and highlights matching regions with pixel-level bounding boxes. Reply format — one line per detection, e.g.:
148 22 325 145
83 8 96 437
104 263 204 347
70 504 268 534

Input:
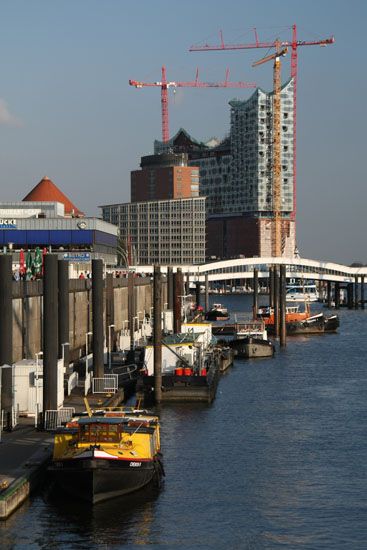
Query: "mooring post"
128 271 135 349
361 276 365 310
173 268 182 334
0 255 13 413
327 281 332 308
347 283 353 309
167 266 174 310
334 281 340 310
279 264 287 347
195 281 201 309
354 275 359 309
106 272 114 365
43 254 59 413
92 259 104 378
274 266 280 338
205 273 209 313
153 265 162 404
253 268 258 320
269 266 274 309
58 260 70 369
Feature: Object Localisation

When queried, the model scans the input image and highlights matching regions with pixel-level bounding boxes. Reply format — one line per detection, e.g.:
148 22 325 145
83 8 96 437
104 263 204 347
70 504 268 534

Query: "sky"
0 0 365 265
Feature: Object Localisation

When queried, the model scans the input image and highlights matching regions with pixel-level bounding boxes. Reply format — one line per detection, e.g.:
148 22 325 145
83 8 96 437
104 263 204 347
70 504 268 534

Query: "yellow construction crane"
253 41 288 257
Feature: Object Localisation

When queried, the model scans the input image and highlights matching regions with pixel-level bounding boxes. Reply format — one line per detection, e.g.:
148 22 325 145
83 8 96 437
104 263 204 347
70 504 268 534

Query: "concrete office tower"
131 153 200 202
101 197 206 266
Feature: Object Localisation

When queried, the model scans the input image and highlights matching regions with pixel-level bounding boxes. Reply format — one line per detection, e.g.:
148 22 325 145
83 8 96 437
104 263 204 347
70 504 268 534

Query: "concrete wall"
11 277 161 363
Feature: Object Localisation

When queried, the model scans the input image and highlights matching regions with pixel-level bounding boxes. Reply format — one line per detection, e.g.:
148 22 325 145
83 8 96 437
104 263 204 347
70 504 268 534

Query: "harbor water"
1 295 366 549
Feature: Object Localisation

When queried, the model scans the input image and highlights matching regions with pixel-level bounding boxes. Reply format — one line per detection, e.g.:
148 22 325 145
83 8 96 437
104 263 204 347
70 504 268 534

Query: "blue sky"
0 0 365 264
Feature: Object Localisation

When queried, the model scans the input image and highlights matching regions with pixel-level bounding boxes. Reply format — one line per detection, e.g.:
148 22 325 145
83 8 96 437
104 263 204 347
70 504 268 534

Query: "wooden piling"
0 255 13 412
173 268 182 334
361 276 365 310
153 265 162 404
354 275 359 309
43 255 59 412
327 281 332 308
58 260 70 368
253 268 258 320
128 271 135 349
269 266 275 309
167 266 174 310
274 266 280 338
279 264 286 347
334 282 340 309
347 282 353 309
195 281 201 309
92 259 104 378
205 273 209 313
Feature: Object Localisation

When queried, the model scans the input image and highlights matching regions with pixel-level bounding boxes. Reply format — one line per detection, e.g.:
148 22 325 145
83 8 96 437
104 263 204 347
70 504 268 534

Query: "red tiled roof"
22 176 84 216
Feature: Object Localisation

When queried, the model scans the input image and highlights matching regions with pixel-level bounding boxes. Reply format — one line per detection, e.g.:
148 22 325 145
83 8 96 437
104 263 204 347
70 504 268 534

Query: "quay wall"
11 277 161 363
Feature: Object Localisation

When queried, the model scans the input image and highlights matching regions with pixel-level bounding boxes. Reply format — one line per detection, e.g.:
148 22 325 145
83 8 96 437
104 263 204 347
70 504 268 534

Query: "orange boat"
258 303 311 326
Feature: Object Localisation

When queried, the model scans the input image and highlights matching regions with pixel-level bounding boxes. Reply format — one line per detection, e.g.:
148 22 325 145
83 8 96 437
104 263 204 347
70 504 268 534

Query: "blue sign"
63 252 91 262
0 219 16 229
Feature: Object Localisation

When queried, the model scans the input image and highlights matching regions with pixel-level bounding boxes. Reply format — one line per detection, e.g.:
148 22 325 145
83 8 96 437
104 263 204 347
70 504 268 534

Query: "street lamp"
85 331 92 374
35 351 43 427
108 324 115 371
61 342 70 369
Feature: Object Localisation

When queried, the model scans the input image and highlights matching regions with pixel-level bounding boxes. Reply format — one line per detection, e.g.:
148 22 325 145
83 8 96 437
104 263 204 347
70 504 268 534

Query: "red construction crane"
189 24 335 223
129 65 256 143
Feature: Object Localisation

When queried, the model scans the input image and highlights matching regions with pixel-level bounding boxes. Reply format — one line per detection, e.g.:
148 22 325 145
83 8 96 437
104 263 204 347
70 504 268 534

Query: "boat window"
79 423 120 443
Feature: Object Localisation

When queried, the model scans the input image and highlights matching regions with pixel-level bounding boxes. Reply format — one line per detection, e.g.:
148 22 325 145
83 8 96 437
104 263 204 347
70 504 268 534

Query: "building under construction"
155 80 296 259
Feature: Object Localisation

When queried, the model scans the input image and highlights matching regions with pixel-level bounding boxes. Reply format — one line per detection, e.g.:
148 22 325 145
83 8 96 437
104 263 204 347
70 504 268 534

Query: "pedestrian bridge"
132 257 367 283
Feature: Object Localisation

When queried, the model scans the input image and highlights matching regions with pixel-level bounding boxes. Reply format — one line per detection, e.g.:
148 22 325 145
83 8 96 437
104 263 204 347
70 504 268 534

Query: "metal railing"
43 407 75 431
92 374 118 394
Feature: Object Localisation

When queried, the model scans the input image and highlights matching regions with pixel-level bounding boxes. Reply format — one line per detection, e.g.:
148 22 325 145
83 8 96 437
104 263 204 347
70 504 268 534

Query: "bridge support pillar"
252 268 258 320
354 275 359 309
279 265 286 347
361 276 365 310
334 282 340 309
327 281 332 308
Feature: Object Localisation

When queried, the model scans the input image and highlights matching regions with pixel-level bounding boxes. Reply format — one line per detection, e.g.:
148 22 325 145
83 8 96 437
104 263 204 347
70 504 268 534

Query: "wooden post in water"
327 281 332 308
128 271 135 349
43 254 59 412
347 283 353 309
354 275 359 309
361 276 365 310
252 268 258 320
279 264 286 347
173 268 182 334
334 282 340 309
92 259 104 378
0 255 13 413
274 266 280 338
269 266 275 309
195 281 201 309
58 260 70 369
167 266 174 310
153 265 162 404
205 273 209 313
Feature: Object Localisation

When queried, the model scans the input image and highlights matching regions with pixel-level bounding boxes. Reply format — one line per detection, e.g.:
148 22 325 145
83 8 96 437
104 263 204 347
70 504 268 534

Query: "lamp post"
85 331 92 374
61 342 70 370
108 324 115 371
35 351 43 427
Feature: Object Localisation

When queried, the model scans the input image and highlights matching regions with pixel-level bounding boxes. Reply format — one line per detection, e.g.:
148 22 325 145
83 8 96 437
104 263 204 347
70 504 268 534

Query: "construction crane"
253 41 287 257
129 65 257 143
189 24 335 222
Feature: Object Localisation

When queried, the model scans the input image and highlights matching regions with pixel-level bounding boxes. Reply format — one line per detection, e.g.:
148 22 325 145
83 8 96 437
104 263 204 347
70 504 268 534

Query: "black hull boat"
287 313 340 335
205 303 229 322
49 410 163 504
50 455 163 504
229 337 274 358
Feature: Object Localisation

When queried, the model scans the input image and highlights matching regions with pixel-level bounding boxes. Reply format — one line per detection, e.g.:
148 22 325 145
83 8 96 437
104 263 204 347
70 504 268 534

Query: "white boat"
286 279 319 302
